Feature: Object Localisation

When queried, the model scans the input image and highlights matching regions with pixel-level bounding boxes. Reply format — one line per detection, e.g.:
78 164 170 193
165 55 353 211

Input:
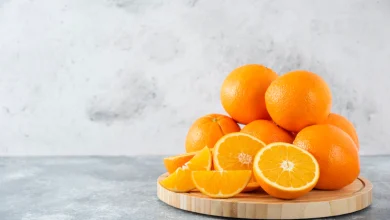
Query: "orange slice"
164 148 215 174
192 170 252 198
160 147 212 192
213 132 266 171
253 142 320 199
242 181 261 192
164 152 196 174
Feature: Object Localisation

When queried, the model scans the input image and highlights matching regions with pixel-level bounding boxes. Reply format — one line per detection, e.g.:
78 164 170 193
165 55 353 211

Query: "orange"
164 149 216 174
213 132 266 171
220 64 278 124
293 124 360 190
253 142 320 199
242 181 261 192
185 114 240 153
192 170 252 198
159 147 212 192
241 120 294 144
163 152 196 174
290 131 298 138
265 70 332 132
320 113 359 149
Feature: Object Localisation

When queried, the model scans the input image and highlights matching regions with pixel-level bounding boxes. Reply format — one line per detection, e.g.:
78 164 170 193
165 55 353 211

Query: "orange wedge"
253 142 320 199
164 148 215 174
213 132 266 171
164 152 196 174
160 147 212 192
242 181 261 192
192 170 252 198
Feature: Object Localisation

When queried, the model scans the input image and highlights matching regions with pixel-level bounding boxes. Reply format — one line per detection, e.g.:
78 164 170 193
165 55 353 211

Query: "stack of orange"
160 64 360 200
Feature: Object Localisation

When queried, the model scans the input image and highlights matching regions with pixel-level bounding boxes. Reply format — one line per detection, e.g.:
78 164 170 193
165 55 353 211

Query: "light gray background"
0 0 389 156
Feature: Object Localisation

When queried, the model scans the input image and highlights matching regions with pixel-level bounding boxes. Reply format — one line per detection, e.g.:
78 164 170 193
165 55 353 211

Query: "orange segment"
213 132 266 171
192 170 252 198
160 147 212 192
163 152 196 174
253 142 320 199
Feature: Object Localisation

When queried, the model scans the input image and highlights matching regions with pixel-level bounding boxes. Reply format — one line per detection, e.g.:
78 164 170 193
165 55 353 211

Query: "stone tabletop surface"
0 156 388 220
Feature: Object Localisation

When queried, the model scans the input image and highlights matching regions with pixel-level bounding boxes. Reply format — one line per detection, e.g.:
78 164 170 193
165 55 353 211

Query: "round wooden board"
157 173 373 219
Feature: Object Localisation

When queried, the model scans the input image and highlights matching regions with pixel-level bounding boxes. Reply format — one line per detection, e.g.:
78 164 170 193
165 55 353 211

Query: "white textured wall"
0 0 389 156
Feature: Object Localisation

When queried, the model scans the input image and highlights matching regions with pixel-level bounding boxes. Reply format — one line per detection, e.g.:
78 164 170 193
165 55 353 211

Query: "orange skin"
220 64 278 124
320 113 359 149
265 70 332 132
293 124 360 190
241 120 294 144
185 114 240 152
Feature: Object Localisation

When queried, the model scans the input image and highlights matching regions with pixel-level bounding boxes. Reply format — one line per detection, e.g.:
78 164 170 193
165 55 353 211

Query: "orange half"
192 170 252 198
253 142 320 199
213 132 266 171
160 147 212 192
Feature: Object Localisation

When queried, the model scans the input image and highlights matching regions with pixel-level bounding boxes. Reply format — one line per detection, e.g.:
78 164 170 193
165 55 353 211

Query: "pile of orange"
160 64 360 200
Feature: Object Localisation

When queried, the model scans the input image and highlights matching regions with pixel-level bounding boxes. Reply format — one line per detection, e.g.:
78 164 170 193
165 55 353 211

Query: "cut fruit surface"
242 181 260 192
253 142 320 199
160 147 212 192
213 132 266 171
192 170 252 198
163 152 196 174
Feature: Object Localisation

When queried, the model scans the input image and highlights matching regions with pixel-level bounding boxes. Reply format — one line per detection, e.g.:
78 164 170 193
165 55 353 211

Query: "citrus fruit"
213 132 266 171
290 131 298 139
220 64 278 124
164 149 216 174
241 120 294 144
265 70 332 132
253 142 320 199
185 114 240 153
192 170 252 198
159 147 212 192
163 152 196 174
293 124 360 190
242 181 261 192
320 113 359 149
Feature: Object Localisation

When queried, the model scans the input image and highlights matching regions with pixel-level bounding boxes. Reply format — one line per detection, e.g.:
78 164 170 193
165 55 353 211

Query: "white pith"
280 160 294 171
238 152 252 165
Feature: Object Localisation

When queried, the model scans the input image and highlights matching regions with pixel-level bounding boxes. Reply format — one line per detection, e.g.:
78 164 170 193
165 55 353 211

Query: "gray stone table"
0 156 388 220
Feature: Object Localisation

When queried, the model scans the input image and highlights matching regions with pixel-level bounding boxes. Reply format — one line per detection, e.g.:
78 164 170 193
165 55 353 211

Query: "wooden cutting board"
157 173 373 219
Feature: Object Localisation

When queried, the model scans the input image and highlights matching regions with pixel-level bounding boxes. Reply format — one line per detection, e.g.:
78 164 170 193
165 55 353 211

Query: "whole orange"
320 113 359 149
265 70 332 132
220 64 278 124
185 114 240 152
241 120 293 144
293 124 360 190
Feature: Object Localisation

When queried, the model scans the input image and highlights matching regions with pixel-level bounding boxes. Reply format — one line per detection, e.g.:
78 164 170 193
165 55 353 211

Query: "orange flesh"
192 170 252 198
160 147 212 192
163 152 196 174
214 133 266 170
257 144 317 188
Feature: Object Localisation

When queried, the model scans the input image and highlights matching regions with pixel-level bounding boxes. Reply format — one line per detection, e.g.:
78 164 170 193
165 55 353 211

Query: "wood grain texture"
157 173 373 219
